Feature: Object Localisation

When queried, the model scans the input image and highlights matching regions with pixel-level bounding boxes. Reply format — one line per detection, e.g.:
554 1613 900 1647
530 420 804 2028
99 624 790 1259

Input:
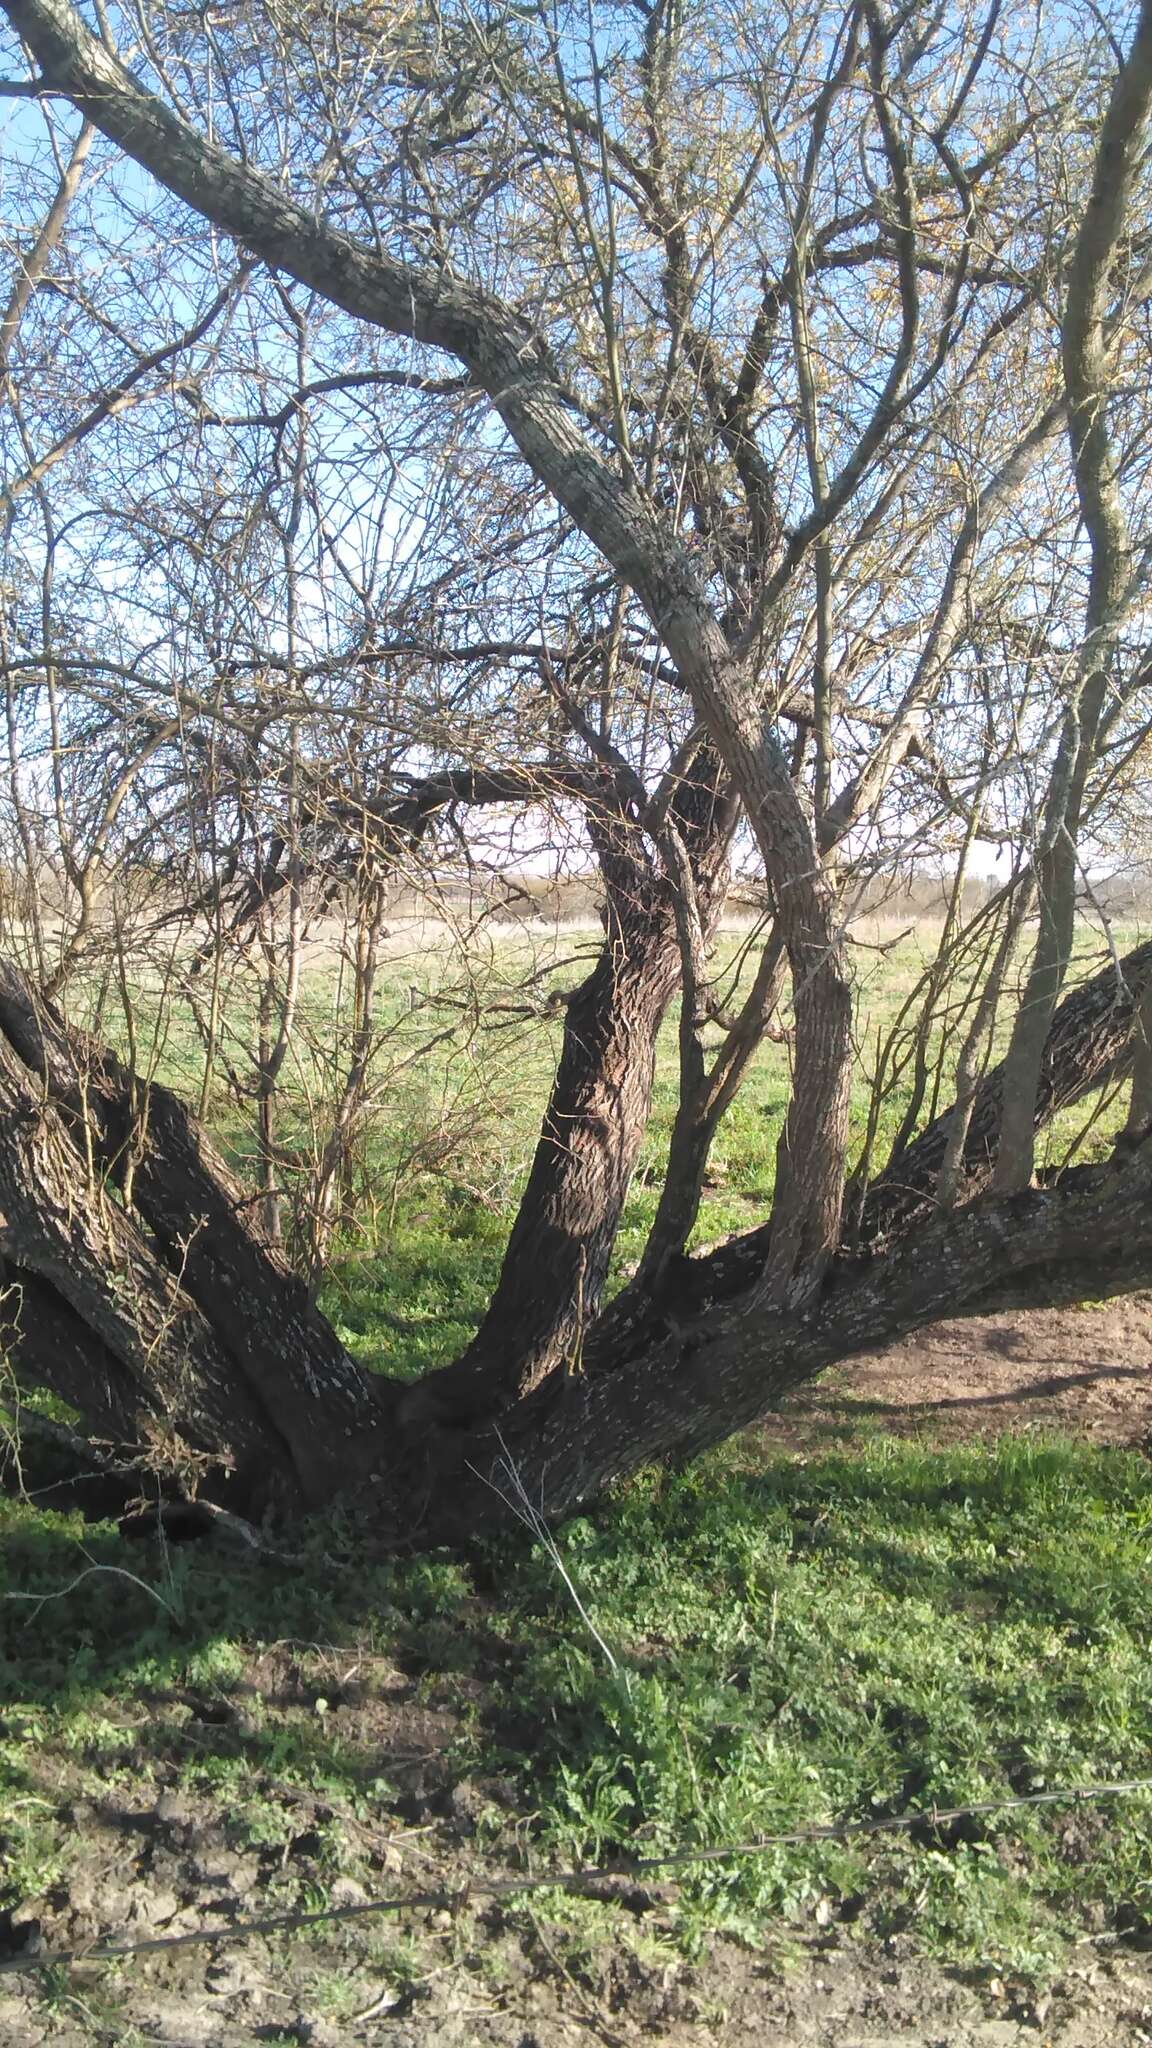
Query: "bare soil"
3 1300 1151 2047
766 1296 1152 1457
3 1794 1150 2048
3 1823 1150 2048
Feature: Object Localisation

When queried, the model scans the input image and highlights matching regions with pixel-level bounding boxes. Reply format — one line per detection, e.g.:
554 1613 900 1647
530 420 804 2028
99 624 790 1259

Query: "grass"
3 1440 1152 1984
2 916 1151 1995
474 1436 1152 1971
299 915 1141 1374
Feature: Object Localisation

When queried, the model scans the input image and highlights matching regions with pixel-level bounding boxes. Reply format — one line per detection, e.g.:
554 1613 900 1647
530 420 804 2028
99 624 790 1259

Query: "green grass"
3 1438 1152 1978
56 916 1139 1370
469 1437 1152 1970
2 917 1150 1985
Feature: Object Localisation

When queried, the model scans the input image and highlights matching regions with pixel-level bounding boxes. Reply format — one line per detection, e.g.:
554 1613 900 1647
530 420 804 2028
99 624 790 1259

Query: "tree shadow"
781 1361 1150 1424
3 1433 1152 1983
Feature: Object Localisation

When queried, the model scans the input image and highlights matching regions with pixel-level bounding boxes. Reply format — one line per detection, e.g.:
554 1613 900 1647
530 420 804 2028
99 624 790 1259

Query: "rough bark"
0 1001 273 1490
862 935 1152 1242
407 755 735 1417
3 0 1152 1547
397 1133 1152 1541
0 962 393 1507
1 920 1150 1538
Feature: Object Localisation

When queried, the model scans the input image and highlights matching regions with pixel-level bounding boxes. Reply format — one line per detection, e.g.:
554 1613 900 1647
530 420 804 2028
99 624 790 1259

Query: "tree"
0 0 1149 1538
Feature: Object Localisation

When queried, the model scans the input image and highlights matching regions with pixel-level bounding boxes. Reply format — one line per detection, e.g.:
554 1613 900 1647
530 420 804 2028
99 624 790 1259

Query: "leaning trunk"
0 961 393 1512
409 760 734 1420
411 1132 1152 1540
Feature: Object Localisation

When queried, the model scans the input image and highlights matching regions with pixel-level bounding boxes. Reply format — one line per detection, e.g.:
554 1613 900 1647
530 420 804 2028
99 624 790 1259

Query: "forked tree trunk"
3 930 1150 1536
1 0 858 1316
6 0 1152 1544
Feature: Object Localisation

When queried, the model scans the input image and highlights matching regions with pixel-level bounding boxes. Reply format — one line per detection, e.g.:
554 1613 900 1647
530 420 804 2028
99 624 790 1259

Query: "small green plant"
469 1438 1152 1970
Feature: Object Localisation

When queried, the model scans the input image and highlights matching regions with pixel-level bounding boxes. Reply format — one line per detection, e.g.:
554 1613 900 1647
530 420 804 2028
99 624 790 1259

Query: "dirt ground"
765 1295 1152 1457
2 1300 1151 2048
4 1924 1150 2048
3 1790 1150 2048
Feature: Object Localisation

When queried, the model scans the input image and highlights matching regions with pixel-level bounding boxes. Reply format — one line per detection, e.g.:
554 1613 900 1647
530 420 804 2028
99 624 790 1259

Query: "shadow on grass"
3 1433 1152 1970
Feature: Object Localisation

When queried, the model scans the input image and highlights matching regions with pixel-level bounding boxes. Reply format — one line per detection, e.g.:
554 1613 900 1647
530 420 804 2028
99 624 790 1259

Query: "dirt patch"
2 1892 1151 2046
765 1297 1152 1456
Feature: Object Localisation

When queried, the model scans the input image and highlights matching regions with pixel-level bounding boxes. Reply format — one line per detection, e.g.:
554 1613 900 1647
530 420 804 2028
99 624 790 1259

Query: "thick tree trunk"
2 925 1151 1541
407 759 734 1419
0 1009 274 1493
2 0 857 1312
411 1133 1152 1539
0 962 393 1511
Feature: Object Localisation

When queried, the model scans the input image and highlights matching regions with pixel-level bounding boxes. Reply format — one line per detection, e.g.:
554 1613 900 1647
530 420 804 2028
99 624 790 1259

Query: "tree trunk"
590 933 1152 1349
0 962 393 1511
390 1131 1152 1541
1 0 857 1311
2 927 1151 1539
862 934 1152 1241
407 758 734 1420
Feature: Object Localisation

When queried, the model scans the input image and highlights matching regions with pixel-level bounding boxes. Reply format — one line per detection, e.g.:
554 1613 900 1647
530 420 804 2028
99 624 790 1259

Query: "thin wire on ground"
2 1774 1150 1977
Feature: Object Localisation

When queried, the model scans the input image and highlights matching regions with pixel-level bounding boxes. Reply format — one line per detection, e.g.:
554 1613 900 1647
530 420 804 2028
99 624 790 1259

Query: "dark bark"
2 0 1151 1549
0 962 394 1509
407 1135 1152 1541
1 917 1150 1541
0 1002 274 1491
407 755 735 1418
2 0 857 1311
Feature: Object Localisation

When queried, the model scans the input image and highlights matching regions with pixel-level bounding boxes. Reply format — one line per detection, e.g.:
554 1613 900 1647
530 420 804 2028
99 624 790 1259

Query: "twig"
3 1776 1151 1976
526 1907 628 2048
4 1562 180 1622
347 1983 403 2023
472 1428 622 1679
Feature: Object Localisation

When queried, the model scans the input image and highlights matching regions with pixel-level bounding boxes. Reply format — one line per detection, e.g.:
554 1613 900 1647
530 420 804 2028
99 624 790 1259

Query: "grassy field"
101 912 1139 1378
2 918 1151 2032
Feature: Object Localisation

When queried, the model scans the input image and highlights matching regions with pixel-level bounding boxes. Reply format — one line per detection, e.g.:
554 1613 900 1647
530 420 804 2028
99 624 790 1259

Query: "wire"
3 1775 1150 1977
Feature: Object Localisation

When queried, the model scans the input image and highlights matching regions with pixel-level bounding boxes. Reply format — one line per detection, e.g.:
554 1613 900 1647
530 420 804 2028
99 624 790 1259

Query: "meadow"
136 909 1140 1378
1 916 1151 2039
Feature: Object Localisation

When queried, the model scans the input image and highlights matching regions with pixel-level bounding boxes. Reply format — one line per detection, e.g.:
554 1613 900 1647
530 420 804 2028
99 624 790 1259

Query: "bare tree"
0 0 1148 1536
